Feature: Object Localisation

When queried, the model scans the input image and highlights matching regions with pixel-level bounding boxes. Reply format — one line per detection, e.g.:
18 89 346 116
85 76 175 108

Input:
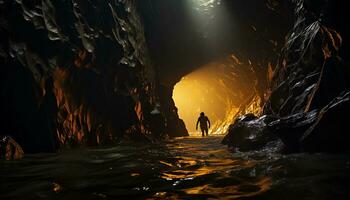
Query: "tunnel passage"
139 0 293 137
0 0 294 152
173 55 262 136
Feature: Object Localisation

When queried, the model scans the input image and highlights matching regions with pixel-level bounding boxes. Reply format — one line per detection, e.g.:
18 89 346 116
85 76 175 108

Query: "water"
1 136 350 200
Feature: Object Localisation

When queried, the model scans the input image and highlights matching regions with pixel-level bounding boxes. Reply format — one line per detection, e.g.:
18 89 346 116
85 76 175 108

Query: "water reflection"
156 136 272 199
1 136 350 199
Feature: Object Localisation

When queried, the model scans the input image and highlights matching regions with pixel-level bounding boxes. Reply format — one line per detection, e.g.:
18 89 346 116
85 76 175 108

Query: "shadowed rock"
0 0 186 152
223 91 350 153
0 136 24 160
223 0 350 153
222 114 277 152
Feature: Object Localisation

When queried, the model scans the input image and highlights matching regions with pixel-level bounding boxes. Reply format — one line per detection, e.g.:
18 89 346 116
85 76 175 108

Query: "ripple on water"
1 136 350 200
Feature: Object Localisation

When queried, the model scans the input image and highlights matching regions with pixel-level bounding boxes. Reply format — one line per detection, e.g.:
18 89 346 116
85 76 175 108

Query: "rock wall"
264 0 348 116
158 84 188 137
223 0 350 153
0 0 170 153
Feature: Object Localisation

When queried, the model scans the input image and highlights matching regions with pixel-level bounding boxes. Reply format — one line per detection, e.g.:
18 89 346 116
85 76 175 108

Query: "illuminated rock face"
172 57 259 135
139 1 294 136
221 114 278 152
269 92 350 152
1 0 348 153
264 0 347 116
223 0 350 153
0 0 187 152
264 0 350 152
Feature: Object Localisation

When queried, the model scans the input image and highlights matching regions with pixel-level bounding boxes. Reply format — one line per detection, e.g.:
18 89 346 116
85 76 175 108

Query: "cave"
172 57 257 135
1 0 350 199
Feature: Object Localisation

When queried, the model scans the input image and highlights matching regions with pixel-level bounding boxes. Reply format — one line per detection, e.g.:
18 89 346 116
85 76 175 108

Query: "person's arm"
196 118 199 130
207 117 211 128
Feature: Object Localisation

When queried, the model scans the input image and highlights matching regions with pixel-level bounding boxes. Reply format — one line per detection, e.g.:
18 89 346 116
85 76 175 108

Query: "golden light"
173 61 243 136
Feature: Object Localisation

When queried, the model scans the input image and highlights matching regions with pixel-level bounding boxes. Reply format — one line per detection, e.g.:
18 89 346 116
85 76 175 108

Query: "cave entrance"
173 56 257 136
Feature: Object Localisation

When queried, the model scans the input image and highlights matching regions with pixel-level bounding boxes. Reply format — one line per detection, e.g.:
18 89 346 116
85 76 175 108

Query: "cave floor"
1 136 350 199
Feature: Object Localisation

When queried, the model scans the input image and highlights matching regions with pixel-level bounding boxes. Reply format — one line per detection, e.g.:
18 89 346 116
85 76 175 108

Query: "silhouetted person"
196 112 210 137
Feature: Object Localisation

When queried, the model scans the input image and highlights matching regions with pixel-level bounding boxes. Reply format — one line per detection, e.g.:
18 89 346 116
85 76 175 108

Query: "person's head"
200 112 205 116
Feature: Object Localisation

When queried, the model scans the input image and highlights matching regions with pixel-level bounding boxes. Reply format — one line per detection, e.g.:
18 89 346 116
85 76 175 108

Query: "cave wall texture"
137 0 297 119
264 0 349 116
0 0 188 153
224 0 350 153
1 0 349 154
264 0 350 152
139 0 293 87
1 0 294 154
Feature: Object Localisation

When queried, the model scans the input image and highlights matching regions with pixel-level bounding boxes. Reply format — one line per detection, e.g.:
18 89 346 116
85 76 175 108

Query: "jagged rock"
300 91 350 152
0 136 24 160
158 84 188 137
268 91 350 153
224 91 350 153
2 0 349 154
223 0 349 153
255 0 350 153
264 0 347 117
0 0 187 152
268 110 319 152
222 114 277 152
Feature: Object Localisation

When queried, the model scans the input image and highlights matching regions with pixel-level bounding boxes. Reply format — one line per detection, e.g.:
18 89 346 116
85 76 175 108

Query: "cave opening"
172 55 258 136
2 0 350 199
141 0 282 137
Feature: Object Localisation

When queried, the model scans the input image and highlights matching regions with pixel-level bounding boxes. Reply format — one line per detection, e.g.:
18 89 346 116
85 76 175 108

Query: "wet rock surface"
0 0 349 155
222 114 277 152
223 0 350 153
224 90 350 153
300 91 350 152
0 0 187 153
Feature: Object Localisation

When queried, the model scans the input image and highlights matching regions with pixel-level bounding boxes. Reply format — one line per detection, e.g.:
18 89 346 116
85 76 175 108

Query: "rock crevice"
223 0 350 153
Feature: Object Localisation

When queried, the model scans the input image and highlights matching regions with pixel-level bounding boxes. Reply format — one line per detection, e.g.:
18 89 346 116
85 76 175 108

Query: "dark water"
1 136 350 200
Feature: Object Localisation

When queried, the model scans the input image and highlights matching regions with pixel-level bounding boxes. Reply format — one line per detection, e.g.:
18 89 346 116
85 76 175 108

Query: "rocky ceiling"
138 0 293 87
1 0 349 154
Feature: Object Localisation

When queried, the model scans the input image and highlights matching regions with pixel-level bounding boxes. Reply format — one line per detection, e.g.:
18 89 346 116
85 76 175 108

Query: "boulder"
255 0 350 153
268 91 350 153
222 114 277 152
0 136 24 160
300 91 350 152
268 110 319 152
224 91 350 153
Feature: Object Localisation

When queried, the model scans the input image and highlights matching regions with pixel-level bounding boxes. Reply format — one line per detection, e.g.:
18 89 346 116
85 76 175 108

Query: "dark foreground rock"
300 91 350 152
158 85 189 137
223 0 350 153
221 114 277 152
0 136 24 160
223 91 350 153
273 91 350 153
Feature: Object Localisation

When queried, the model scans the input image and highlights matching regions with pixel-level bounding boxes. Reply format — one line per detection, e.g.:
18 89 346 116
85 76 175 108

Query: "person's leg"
201 129 204 137
205 128 208 136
